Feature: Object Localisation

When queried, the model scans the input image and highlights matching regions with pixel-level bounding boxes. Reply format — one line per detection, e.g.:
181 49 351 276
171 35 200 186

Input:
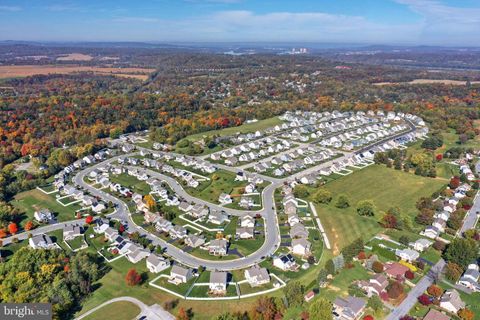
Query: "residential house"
126 246 150 264
146 254 170 273
219 193 233 205
236 227 255 239
244 265 270 287
409 239 433 252
169 265 193 284
209 271 228 295
29 234 57 250
358 274 388 297
169 225 187 239
273 254 297 271
423 309 451 320
384 262 409 281
185 235 206 248
290 223 309 239
208 239 229 256
395 248 420 263
240 215 255 228
284 202 297 215
94 218 110 234
34 209 54 223
333 296 366 320
291 238 312 256
208 211 228 225
458 264 480 292
439 289 465 314
104 227 119 242
287 213 300 226
63 225 83 241
189 204 209 219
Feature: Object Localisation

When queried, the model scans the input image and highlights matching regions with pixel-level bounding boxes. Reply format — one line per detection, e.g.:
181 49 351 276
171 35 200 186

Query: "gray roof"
171 265 191 278
210 271 228 284
147 254 166 266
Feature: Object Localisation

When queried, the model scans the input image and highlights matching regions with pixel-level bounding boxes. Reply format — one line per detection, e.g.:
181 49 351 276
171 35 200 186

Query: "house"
146 254 170 273
236 227 255 239
273 254 297 271
178 201 193 212
432 218 446 232
333 296 366 320
421 226 440 239
169 265 193 284
104 227 119 242
244 183 256 194
395 248 420 263
63 225 83 241
358 274 388 297
284 202 297 215
291 238 311 256
409 238 433 252
189 204 209 219
209 271 228 294
304 291 315 302
34 208 54 223
439 289 465 314
208 211 228 225
244 265 270 287
208 239 228 256
457 264 480 292
29 234 57 249
290 223 309 239
287 213 300 226
126 247 150 264
185 235 206 248
240 215 255 228
170 225 187 239
219 193 233 205
423 309 450 320
94 218 110 234
384 262 409 281
92 202 106 213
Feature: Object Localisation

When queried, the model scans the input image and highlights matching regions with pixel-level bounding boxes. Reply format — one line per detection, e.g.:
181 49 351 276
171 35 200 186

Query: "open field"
311 165 445 253
187 170 244 204
82 301 140 320
178 116 284 143
0 65 155 80
374 79 480 86
56 53 94 61
11 188 82 228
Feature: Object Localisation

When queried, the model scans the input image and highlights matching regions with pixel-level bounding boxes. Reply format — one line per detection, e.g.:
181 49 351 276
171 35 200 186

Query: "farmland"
0 65 155 80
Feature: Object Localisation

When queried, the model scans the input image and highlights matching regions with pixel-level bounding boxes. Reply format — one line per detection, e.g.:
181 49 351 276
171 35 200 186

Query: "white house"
29 234 57 250
273 254 297 271
458 264 480 292
146 254 170 273
395 248 420 263
439 289 465 314
240 215 255 228
409 238 433 252
169 265 193 284
244 265 270 287
291 238 311 256
209 271 228 294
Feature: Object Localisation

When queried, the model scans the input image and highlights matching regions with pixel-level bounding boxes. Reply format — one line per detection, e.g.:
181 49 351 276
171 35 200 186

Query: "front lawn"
82 301 140 320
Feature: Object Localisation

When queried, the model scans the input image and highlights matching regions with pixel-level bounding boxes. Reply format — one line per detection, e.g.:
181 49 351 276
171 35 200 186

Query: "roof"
210 271 228 284
384 262 409 277
171 265 190 277
440 289 465 310
423 309 450 320
334 296 366 314
147 254 166 266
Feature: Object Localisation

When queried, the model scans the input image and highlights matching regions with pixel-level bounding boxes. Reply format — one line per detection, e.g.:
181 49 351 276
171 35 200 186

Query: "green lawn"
109 174 151 195
439 282 480 320
180 116 283 143
82 301 140 320
187 170 245 204
324 261 371 297
66 236 87 251
310 165 445 253
12 189 82 228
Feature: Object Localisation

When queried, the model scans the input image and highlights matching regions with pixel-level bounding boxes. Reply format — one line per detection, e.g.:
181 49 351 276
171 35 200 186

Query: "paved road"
386 259 446 320
73 154 282 271
75 296 175 320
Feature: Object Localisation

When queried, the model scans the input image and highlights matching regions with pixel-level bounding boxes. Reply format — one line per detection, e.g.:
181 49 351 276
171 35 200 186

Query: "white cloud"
0 6 22 12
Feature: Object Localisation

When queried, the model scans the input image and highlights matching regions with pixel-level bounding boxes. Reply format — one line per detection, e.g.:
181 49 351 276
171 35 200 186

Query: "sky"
0 0 479 45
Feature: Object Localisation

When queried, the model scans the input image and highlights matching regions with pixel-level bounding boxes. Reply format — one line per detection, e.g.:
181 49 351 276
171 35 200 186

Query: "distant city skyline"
1 0 479 45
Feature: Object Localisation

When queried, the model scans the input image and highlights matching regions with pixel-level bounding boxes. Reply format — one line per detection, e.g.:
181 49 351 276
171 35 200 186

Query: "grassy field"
187 170 244 204
324 261 371 297
180 116 283 143
76 258 259 320
11 188 82 228
310 165 445 253
82 301 140 320
109 174 151 195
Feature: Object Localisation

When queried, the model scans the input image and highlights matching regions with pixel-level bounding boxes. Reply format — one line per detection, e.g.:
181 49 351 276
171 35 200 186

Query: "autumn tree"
85 215 93 224
125 268 142 286
458 308 474 320
177 307 191 320
445 262 464 282
417 294 432 306
144 194 157 211
8 222 18 235
249 297 278 320
24 220 34 231
372 261 384 273
387 281 404 299
427 284 443 298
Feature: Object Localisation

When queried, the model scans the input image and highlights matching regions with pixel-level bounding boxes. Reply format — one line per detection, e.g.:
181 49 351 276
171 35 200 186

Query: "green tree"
313 189 332 204
444 238 479 269
356 200 376 216
294 185 310 198
335 194 350 209
308 297 332 320
283 280 304 308
367 295 383 312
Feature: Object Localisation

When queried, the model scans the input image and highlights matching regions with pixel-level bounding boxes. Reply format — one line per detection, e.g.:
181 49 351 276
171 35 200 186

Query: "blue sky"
0 0 479 45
